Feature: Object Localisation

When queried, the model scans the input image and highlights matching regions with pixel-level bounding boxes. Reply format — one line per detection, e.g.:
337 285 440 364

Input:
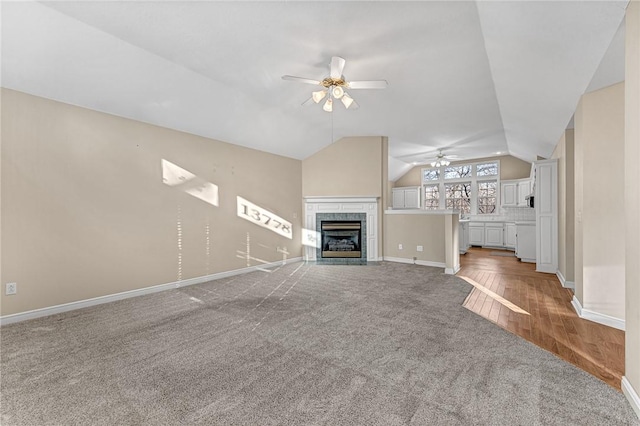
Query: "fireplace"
321 221 362 258
315 212 367 265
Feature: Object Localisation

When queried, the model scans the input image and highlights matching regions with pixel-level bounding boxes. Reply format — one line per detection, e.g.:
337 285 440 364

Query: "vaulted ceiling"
2 1 628 180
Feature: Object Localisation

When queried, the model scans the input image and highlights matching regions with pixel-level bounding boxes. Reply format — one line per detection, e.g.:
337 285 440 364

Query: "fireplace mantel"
304 197 379 262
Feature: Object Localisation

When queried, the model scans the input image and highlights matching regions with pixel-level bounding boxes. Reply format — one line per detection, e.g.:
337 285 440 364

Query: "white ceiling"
1 1 628 181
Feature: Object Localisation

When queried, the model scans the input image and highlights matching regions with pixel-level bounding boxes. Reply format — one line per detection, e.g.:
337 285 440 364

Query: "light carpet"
1 262 638 425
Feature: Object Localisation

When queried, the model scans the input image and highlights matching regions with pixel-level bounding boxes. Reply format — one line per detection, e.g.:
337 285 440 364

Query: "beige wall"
393 155 531 187
383 214 446 263
625 0 640 411
574 82 625 320
0 89 303 316
302 136 385 197
552 129 575 284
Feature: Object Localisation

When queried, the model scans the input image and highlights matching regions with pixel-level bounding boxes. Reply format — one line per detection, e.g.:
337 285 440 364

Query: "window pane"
477 181 497 214
476 162 498 177
424 184 439 210
445 182 471 214
444 165 472 179
423 168 440 181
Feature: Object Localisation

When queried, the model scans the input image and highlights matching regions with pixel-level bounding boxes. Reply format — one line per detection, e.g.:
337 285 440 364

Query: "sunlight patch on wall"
236 196 292 239
302 228 321 248
162 159 219 207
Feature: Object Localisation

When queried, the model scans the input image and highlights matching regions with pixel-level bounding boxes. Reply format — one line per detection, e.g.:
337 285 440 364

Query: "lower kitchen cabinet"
516 223 536 263
459 221 470 254
505 223 516 248
484 223 504 247
469 222 484 246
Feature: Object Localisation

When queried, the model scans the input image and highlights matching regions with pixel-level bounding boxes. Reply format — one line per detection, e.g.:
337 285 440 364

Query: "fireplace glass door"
321 221 362 258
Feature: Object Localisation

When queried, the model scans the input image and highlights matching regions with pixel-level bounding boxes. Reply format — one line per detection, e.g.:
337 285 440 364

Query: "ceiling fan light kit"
312 89 328 103
323 97 333 112
282 56 387 112
430 150 452 167
431 159 450 168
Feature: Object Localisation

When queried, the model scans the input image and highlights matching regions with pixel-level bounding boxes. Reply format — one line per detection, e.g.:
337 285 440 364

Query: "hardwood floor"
459 247 625 390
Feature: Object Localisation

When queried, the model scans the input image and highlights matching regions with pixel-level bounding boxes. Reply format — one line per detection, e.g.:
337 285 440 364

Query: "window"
477 181 497 214
445 182 471 214
423 168 439 181
444 165 472 179
421 160 500 214
476 162 498 177
424 184 440 210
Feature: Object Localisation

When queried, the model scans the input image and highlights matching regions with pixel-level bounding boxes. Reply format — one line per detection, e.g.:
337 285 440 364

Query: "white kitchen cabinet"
484 223 504 247
501 181 518 207
392 186 421 209
469 222 484 246
517 180 532 206
516 223 536 263
459 221 470 254
501 178 532 208
505 223 517 248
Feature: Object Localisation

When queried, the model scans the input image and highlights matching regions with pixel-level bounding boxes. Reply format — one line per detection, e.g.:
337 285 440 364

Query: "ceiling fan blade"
330 56 346 79
347 80 388 89
282 75 322 85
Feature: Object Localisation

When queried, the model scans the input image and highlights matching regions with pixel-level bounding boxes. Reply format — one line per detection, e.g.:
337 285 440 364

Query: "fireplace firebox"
321 221 362 258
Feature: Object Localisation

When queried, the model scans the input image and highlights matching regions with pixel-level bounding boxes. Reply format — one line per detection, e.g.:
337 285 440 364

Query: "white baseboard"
445 265 461 275
571 295 625 331
622 376 640 421
571 295 583 316
556 271 575 290
383 256 446 270
0 257 302 326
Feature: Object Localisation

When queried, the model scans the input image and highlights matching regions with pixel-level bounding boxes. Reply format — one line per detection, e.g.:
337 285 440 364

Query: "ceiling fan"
426 150 459 167
282 56 388 112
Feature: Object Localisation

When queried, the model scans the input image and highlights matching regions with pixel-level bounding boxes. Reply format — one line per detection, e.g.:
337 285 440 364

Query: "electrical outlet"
417 245 424 252
398 244 403 250
5 282 17 295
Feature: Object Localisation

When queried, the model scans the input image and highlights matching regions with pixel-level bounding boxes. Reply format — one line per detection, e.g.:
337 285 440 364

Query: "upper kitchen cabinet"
501 181 518 207
517 180 532 206
501 178 532 207
392 186 421 209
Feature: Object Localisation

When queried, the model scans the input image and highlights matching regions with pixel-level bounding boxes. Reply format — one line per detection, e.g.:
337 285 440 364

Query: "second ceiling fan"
282 56 388 112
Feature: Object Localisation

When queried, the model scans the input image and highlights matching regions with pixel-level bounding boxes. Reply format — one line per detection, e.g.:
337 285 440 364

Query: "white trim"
383 256 446 269
303 196 378 203
0 258 302 326
385 209 460 215
622 376 640 420
571 295 584 316
571 295 625 331
445 265 461 275
556 271 575 290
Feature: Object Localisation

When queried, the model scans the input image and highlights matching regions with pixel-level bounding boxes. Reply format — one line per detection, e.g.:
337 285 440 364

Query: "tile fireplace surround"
304 197 379 263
